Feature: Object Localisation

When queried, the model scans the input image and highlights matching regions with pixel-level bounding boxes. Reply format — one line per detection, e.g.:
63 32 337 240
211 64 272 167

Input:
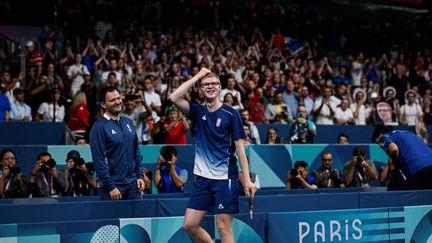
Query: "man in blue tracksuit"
90 86 145 200
372 125 432 190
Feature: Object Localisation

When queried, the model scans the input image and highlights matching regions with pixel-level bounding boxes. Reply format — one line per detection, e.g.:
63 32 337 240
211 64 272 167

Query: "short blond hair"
199 72 220 86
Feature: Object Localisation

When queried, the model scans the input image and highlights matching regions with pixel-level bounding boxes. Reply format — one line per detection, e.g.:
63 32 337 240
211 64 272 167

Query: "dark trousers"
98 182 141 200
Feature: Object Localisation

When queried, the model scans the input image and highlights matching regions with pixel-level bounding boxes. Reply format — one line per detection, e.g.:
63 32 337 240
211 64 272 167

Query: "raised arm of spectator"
205 38 215 55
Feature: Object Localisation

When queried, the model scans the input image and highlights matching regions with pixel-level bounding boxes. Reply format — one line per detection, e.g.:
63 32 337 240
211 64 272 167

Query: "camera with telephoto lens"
290 168 299 177
40 159 56 172
74 157 85 167
161 149 173 163
356 156 363 165
8 167 21 178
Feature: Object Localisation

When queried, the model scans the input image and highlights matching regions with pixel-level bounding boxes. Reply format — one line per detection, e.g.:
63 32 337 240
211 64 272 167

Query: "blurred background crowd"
1 0 432 145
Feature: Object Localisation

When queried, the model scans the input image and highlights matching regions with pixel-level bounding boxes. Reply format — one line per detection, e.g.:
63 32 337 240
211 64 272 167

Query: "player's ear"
100 102 106 109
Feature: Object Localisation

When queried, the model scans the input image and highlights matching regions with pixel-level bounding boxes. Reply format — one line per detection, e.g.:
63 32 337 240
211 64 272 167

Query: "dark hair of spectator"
37 152 51 160
0 149 16 161
100 85 119 103
337 133 349 142
160 145 178 156
352 147 366 156
294 160 308 169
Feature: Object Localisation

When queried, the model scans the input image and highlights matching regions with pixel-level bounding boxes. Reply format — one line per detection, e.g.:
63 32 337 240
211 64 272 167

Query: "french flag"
273 33 304 54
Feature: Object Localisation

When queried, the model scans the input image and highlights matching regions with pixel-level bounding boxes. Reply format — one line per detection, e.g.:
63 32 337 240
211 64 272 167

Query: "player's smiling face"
200 77 221 100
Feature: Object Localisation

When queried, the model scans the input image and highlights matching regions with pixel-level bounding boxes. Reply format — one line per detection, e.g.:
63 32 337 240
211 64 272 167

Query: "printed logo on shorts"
218 203 224 209
216 118 221 127
111 129 117 135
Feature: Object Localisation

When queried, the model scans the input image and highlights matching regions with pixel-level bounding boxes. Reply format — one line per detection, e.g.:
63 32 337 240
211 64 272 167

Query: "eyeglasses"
377 109 391 112
200 82 220 88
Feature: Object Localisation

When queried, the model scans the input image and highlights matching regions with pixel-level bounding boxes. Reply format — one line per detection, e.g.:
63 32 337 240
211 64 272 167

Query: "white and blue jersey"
189 103 246 179
379 130 432 178
89 114 143 193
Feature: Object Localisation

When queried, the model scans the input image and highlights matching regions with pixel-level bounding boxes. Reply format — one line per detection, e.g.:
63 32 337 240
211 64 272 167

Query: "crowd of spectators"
1 1 432 146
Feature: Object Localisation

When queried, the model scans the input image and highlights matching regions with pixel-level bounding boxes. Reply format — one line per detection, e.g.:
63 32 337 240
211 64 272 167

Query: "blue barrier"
358 191 418 208
0 199 157 224
0 190 432 242
0 122 66 145
1 144 390 193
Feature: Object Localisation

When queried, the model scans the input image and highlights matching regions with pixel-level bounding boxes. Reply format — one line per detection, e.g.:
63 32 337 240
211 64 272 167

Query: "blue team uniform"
188 103 246 213
378 130 432 178
90 114 143 199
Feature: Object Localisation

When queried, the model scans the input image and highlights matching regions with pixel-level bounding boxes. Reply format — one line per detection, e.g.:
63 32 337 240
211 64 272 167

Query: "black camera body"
290 168 299 177
40 159 56 172
161 150 173 162
356 156 363 165
74 158 85 167
8 167 21 178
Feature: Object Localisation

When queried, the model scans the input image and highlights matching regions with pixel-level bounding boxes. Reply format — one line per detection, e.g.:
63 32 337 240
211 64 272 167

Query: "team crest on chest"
216 118 221 127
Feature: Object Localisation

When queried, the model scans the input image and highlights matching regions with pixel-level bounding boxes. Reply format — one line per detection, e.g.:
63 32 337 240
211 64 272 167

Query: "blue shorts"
188 176 239 214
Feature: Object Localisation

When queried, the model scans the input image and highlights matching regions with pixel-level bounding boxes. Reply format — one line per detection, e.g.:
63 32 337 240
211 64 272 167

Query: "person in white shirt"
335 98 354 125
9 89 32 121
143 77 162 119
350 89 367 125
400 90 423 126
219 76 242 107
313 86 337 125
35 88 65 122
101 58 122 84
67 54 90 97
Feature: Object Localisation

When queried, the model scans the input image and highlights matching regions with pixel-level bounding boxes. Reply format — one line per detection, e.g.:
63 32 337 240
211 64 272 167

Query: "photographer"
0 149 28 198
288 105 316 144
343 147 378 188
154 146 188 193
312 151 345 188
28 152 66 197
240 109 260 144
286 160 317 190
63 150 97 196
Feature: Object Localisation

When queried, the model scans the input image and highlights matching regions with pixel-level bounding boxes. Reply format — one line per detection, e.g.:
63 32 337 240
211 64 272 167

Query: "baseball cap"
26 40 35 47
66 150 81 161
13 88 24 95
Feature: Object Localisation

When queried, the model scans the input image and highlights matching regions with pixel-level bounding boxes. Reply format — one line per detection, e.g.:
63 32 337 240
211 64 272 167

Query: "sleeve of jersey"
232 109 246 140
89 122 116 192
189 102 199 122
378 134 393 155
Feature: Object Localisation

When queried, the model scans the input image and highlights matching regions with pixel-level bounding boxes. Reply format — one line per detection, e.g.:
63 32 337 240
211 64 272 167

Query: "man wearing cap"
10 88 32 121
63 150 96 197
26 40 43 76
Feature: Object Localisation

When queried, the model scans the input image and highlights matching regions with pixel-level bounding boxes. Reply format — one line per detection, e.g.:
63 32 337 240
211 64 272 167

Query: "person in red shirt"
67 91 90 136
162 108 190 144
26 41 43 77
